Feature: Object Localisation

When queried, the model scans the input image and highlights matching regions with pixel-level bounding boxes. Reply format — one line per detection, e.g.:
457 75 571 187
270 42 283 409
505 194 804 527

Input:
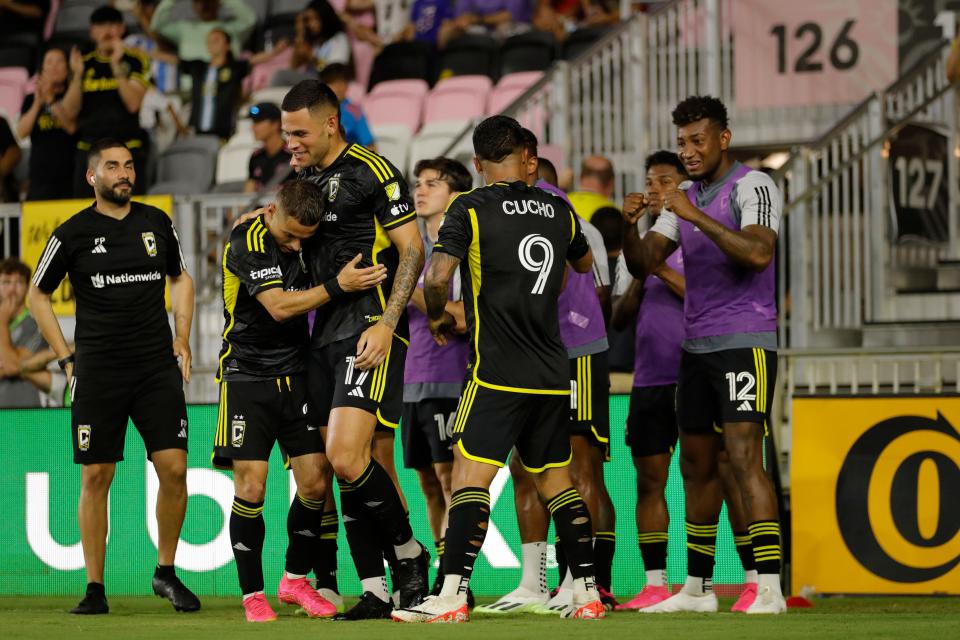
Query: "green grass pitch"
1 596 959 640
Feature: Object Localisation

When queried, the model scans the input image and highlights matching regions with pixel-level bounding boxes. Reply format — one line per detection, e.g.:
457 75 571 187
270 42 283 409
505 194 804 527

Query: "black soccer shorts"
212 374 322 469
401 398 457 469
676 348 777 434
70 359 187 464
453 381 570 472
568 351 611 461
625 384 678 457
307 333 406 432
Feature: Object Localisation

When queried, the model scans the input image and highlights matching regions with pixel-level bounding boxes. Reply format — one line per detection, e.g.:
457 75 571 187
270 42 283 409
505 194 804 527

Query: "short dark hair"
519 127 538 158
208 27 231 44
281 79 341 115
276 180 325 226
644 150 687 176
307 0 346 41
87 138 131 168
537 157 558 186
590 207 623 252
320 63 353 85
90 5 124 24
0 258 30 281
414 157 473 193
671 95 729 129
472 115 525 163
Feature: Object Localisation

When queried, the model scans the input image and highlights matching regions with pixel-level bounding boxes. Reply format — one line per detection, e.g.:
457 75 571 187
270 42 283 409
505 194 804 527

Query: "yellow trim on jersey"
590 425 609 444
260 279 282 287
371 346 391 402
371 218 392 313
382 210 417 229
376 409 399 429
753 348 768 413
457 439 504 468
476 378 570 396
520 450 573 474
570 209 577 241
350 143 393 181
216 383 228 446
216 243 239 382
454 381 479 433
576 355 593 421
246 217 267 253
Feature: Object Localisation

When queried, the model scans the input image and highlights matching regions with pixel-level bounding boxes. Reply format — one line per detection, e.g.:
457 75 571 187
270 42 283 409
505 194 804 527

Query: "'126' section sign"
732 0 898 108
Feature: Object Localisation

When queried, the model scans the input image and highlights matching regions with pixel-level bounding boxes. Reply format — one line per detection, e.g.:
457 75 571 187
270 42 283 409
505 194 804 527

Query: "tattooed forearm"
382 239 424 330
424 252 460 321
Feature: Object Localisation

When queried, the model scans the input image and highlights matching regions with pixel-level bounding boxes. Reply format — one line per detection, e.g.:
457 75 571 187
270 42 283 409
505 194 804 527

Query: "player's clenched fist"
622 192 648 225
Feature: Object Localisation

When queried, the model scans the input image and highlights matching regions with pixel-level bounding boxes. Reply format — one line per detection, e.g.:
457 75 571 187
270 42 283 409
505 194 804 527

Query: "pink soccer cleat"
277 575 337 618
243 593 278 622
616 585 671 610
731 583 758 612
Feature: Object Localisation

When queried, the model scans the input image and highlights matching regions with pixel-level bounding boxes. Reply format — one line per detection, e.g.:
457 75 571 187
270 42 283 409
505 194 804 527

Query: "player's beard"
98 179 134 205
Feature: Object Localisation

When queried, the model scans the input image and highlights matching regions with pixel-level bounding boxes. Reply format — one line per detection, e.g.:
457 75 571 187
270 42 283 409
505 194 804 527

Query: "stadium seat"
156 136 219 191
0 46 36 73
362 91 422 132
251 86 293 108
271 68 315 87
538 142 564 173
368 41 433 90
486 84 527 115
562 26 611 61
245 47 293 94
346 81 366 104
247 0 270 22
0 67 29 120
351 38 376 91
53 4 97 37
407 120 473 178
437 34 498 81
496 71 544 92
370 123 413 179
431 74 493 98
269 0 310 16
212 180 246 193
216 142 259 184
369 78 429 100
148 180 207 196
498 31 556 77
423 88 485 126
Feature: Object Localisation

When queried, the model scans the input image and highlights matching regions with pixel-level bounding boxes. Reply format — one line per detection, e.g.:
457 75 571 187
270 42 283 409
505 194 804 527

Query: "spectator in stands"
292 0 352 73
394 0 456 46
533 0 619 42
568 154 618 221
320 63 375 149
17 48 77 201
179 29 287 140
244 102 292 193
126 0 179 94
0 258 47 408
61 6 150 197
444 0 532 42
151 0 256 62
0 0 49 41
0 118 22 203
339 0 385 51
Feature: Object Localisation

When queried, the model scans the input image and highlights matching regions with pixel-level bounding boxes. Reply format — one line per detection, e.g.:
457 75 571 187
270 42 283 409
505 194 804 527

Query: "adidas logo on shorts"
737 400 753 412
348 387 364 398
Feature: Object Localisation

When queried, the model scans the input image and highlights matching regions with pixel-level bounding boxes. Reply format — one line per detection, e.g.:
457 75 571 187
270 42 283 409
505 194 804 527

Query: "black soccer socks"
638 531 669 574
230 497 265 594
285 493 324 576
442 487 491 591
338 477 388 583
340 459 415 547
748 520 782 575
594 531 616 592
547 488 595 582
734 529 757 575
313 505 340 592
685 519 718 580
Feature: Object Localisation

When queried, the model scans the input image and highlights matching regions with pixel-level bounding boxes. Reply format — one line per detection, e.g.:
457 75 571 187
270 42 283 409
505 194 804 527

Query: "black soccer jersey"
217 215 311 381
77 49 150 147
32 202 186 367
297 143 416 347
435 181 590 393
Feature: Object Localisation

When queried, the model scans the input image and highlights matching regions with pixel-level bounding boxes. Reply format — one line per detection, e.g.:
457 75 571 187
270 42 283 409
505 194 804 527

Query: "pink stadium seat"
496 71 544 92
538 143 564 173
351 38 376 91
245 48 294 95
0 67 29 120
423 88 485 125
432 74 493 98
347 81 366 104
486 84 527 115
369 78 429 100
363 92 422 132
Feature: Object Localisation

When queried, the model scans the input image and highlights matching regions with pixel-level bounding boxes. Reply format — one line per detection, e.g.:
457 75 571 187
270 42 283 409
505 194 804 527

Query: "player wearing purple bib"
403 157 473 596
622 97 785 615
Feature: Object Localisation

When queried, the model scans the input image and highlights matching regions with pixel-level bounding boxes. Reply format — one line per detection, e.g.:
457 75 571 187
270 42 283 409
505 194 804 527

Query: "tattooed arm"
353 221 425 370
424 251 461 346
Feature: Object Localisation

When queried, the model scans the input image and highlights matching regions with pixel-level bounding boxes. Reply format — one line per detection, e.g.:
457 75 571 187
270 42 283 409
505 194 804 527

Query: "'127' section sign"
732 0 898 108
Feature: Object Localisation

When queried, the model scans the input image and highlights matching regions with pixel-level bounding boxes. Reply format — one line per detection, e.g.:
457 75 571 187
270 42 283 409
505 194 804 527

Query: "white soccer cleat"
745 584 787 614
532 587 573 615
391 594 469 623
560 588 605 620
473 586 549 615
640 591 718 613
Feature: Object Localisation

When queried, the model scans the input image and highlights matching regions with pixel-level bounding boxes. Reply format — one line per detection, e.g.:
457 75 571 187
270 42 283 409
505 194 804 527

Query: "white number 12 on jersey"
518 233 555 295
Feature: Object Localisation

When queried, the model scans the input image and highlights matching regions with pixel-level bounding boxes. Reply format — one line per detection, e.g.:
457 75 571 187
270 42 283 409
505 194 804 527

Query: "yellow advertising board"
791 397 960 594
20 196 174 315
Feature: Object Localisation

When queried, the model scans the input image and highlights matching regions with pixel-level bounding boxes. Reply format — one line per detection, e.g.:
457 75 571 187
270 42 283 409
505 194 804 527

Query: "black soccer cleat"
70 591 109 615
331 591 393 621
395 542 430 609
467 587 475 610
152 573 201 612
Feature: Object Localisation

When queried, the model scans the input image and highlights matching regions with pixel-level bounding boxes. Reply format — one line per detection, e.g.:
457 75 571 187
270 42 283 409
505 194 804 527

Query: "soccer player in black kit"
280 80 428 619
28 139 198 615
214 181 388 622
393 116 604 623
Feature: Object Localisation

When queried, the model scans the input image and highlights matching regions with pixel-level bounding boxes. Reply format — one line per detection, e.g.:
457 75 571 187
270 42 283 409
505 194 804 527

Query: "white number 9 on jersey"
518 233 555 295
